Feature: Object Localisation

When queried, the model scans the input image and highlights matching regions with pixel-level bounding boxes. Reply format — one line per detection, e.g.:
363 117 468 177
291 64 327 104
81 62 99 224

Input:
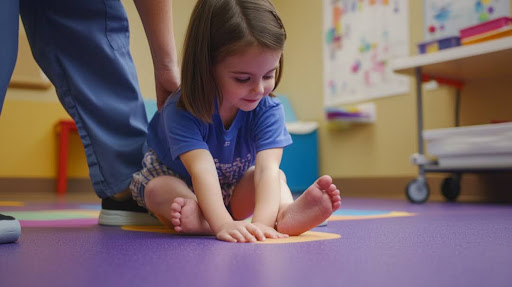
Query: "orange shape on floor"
122 225 340 244
329 211 415 221
0 201 25 207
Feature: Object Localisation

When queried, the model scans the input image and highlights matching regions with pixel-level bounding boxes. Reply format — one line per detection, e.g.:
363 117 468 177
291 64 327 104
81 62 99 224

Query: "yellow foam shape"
122 225 340 244
122 225 177 234
46 209 101 217
0 201 25 207
329 211 414 221
256 231 340 244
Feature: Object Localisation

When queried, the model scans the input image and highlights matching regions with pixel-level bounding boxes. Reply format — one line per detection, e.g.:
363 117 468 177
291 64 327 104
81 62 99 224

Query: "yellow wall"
0 1 195 179
273 0 512 178
1 1 511 180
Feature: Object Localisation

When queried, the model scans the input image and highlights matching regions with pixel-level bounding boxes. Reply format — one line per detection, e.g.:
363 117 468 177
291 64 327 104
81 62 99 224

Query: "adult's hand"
155 64 180 110
134 0 180 110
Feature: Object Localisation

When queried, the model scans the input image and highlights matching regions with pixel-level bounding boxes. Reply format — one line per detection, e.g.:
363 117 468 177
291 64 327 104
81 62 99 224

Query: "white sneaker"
98 197 161 226
0 214 21 244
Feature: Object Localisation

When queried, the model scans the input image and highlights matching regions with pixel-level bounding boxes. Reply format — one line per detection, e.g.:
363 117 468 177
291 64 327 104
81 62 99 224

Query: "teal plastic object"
276 95 319 193
144 98 158 121
276 95 298 123
281 131 319 193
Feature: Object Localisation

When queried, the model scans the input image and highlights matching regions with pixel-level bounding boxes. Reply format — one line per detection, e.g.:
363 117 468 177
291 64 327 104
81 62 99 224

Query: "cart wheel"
441 176 461 202
406 179 430 204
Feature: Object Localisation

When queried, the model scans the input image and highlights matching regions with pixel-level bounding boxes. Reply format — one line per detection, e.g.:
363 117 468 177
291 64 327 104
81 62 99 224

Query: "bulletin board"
424 0 510 41
323 0 410 106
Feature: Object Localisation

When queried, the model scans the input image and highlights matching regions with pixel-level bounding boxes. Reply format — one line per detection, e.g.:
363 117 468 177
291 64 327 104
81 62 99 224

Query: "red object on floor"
55 120 78 195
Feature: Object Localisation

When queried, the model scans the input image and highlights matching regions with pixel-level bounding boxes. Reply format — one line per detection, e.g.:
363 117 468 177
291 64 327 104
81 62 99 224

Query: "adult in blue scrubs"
0 0 180 232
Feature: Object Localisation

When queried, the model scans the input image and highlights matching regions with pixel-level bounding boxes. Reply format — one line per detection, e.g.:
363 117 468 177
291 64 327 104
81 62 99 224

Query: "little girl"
130 0 341 243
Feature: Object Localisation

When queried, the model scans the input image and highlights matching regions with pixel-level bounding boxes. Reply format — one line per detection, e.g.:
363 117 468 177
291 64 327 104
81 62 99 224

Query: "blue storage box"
417 36 460 54
277 95 319 193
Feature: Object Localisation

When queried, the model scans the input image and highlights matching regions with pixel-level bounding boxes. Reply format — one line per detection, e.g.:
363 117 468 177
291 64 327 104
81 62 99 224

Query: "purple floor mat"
1 198 512 287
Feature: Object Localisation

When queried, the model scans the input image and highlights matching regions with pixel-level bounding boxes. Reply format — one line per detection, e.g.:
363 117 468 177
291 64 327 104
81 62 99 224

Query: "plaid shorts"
130 149 235 209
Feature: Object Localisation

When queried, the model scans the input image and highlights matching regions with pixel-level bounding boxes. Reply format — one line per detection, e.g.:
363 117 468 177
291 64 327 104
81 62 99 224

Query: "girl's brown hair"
179 0 287 122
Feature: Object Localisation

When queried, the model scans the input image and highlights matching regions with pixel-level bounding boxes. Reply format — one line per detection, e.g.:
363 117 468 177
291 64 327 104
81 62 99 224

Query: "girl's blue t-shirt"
146 90 292 187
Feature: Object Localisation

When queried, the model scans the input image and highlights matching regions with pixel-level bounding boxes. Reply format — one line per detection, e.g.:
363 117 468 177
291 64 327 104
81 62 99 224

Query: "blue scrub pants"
0 0 148 198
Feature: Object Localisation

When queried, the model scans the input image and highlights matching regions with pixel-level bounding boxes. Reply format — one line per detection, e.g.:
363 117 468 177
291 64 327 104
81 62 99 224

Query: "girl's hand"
252 222 289 239
216 221 266 243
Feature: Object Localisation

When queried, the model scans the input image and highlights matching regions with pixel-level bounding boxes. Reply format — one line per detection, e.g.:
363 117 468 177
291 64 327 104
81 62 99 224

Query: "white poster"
424 0 510 41
323 0 410 106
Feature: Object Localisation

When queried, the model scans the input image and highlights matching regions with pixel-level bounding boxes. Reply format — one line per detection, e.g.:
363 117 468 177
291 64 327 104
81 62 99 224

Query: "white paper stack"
423 122 512 168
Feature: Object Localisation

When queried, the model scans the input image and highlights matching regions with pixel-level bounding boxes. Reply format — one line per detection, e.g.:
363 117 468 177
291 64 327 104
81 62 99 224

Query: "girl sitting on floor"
130 0 341 243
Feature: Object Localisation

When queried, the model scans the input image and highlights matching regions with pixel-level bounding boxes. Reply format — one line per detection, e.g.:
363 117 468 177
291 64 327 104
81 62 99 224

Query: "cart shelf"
389 37 512 203
390 37 512 80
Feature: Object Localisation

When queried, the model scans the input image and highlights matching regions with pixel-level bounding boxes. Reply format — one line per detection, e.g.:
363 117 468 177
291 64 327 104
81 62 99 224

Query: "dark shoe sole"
98 210 162 226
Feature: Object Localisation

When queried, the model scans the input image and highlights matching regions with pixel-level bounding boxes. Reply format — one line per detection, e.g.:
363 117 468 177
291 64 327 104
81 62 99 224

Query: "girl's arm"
180 149 265 242
251 148 284 228
180 149 232 232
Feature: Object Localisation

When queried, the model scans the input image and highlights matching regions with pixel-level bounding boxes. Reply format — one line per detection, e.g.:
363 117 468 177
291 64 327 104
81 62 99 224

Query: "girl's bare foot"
276 175 341 236
170 197 212 235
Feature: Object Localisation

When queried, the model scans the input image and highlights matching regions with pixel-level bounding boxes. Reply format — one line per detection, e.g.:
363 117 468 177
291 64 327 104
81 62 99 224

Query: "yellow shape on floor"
329 211 414 221
122 225 340 244
257 231 340 244
122 225 178 234
0 201 25 207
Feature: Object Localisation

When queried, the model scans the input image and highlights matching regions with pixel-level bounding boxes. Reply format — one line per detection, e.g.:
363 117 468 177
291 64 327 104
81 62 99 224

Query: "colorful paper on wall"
424 0 510 41
323 0 410 106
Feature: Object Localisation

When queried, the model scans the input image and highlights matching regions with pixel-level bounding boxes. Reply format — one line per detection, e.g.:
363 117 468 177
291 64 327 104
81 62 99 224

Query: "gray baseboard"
334 173 512 203
1 173 511 203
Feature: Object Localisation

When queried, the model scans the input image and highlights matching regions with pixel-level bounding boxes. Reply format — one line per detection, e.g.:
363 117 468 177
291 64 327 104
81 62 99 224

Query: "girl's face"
214 46 282 124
